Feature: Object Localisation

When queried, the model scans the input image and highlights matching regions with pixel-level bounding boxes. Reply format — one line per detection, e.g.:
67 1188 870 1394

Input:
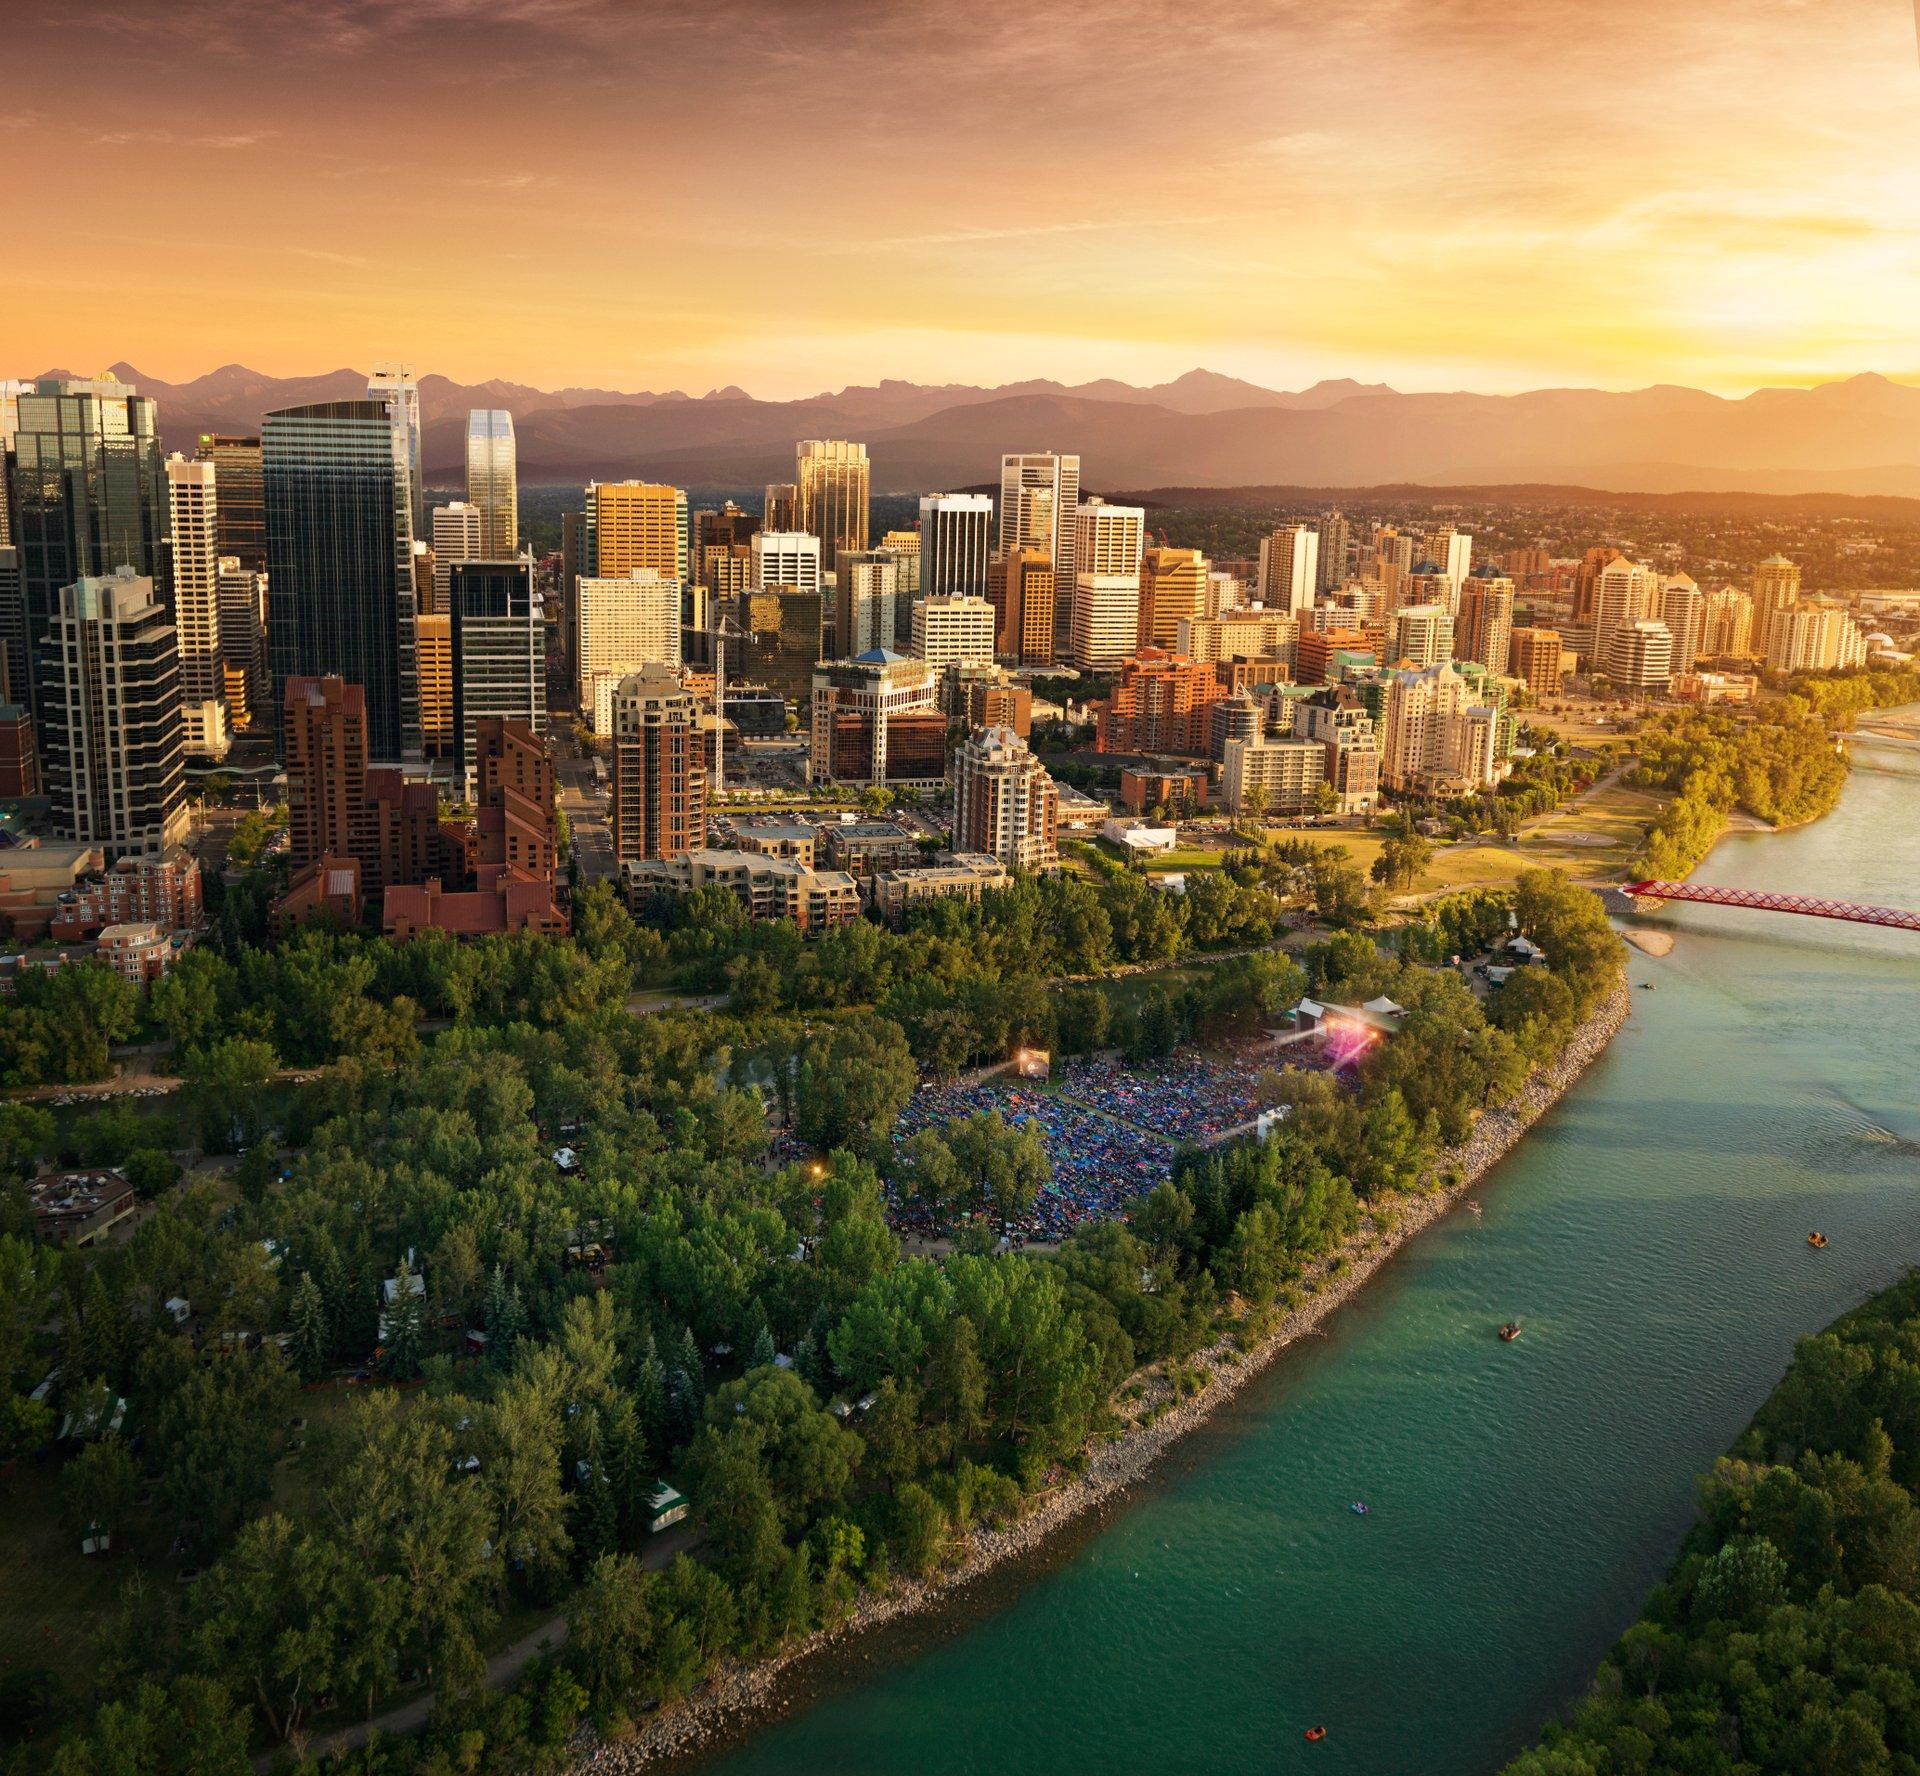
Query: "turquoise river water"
700 729 1920 1776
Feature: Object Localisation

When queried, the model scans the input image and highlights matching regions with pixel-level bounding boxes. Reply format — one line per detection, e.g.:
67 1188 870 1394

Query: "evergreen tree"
287 1273 329 1382
666 1324 705 1446
482 1263 524 1367
380 1255 424 1380
634 1332 669 1453
750 1323 777 1372
570 1410 618 1567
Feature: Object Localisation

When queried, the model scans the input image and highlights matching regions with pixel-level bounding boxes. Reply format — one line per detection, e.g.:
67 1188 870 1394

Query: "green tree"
795 1019 918 1153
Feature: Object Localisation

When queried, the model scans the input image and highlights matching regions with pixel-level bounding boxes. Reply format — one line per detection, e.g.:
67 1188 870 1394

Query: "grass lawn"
1519 781 1669 881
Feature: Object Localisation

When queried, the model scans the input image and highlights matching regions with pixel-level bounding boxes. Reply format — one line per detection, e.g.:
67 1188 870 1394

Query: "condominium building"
1295 626 1376 686
39 570 189 855
870 854 1009 926
796 439 869 573
465 410 517 557
1701 586 1756 660
1317 512 1351 594
610 665 706 863
1093 647 1225 758
1573 546 1626 631
1659 574 1706 673
1256 526 1319 614
1606 618 1674 693
1221 733 1327 815
1388 603 1453 667
1750 554 1801 655
1175 611 1299 666
1291 682 1381 814
1071 499 1145 670
920 494 994 600
165 456 230 759
910 594 997 669
1508 627 1565 698
1138 547 1209 649
1766 599 1868 673
809 650 946 787
1456 575 1515 676
449 561 545 777
1589 560 1661 677
470 716 557 883
998 454 1080 616
283 675 370 870
621 848 859 933
952 726 1060 871
836 550 902 656
1380 662 1500 796
431 501 484 612
577 569 681 730
264 399 418 760
195 433 265 570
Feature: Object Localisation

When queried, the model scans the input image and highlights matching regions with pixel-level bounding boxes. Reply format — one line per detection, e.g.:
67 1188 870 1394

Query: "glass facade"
450 561 545 776
196 434 265 570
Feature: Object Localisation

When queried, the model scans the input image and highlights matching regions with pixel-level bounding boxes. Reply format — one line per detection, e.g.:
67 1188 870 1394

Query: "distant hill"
24 362 1920 500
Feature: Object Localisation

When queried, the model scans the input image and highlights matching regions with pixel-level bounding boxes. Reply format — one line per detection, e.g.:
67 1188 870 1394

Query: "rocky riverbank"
576 972 1634 1775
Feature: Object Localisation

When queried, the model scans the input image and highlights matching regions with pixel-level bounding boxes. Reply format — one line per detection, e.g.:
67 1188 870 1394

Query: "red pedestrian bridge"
1622 881 1920 933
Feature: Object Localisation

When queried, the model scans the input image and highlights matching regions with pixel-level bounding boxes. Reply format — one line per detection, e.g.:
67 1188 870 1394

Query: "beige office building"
164 456 230 759
579 569 682 731
1071 498 1145 670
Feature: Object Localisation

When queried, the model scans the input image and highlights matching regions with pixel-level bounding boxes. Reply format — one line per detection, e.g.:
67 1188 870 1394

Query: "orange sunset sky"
8 0 1920 398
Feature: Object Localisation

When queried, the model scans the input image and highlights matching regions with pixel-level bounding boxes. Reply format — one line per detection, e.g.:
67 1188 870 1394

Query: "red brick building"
1093 648 1224 758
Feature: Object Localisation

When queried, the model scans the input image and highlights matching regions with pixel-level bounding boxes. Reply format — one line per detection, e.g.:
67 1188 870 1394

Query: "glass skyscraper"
264 400 418 761
449 560 544 777
7 377 167 723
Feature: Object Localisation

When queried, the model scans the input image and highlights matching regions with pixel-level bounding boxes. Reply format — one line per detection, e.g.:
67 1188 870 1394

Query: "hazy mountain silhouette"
29 363 1920 497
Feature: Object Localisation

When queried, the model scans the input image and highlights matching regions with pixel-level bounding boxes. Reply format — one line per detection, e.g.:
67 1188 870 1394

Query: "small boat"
1304 1726 1328 1743
1639 981 1657 991
1499 1321 1522 1342
1808 1231 1829 1249
1350 1501 1370 1516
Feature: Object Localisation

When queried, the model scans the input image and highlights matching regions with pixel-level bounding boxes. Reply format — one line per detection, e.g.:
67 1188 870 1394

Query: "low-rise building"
29 1169 137 1247
48 845 203 942
383 871 569 940
870 854 1008 925
727 816 819 866
1670 669 1760 705
1101 818 1177 855
1120 765 1211 815
818 819 922 877
621 848 860 932
96 921 175 982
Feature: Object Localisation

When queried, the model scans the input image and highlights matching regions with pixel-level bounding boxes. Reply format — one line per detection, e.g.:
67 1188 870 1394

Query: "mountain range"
33 362 1920 500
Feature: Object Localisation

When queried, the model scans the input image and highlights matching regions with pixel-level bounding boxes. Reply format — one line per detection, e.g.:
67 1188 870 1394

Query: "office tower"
1589 559 1659 679
40 569 188 854
577 568 681 730
0 379 24 547
1316 511 1351 594
1139 547 1208 649
910 594 997 669
1291 683 1380 814
417 612 453 757
1659 574 1706 673
990 548 1056 667
752 529 823 598
796 439 869 574
465 410 517 556
1573 545 1626 630
999 453 1080 634
164 457 229 759
0 547 21 704
1766 600 1867 673
1750 554 1802 656
1457 574 1515 675
1389 603 1454 667
1256 526 1319 614
431 501 484 612
1204 568 1242 619
1608 618 1674 692
264 400 417 760
741 589 824 701
809 652 945 787
1295 626 1375 686
837 550 901 656
1071 498 1145 671
953 726 1059 871
881 529 921 587
918 493 993 601
1380 662 1499 795
696 500 757 603
9 377 167 723
586 481 688 580
761 482 798 531
366 363 424 539
195 434 265 570
1425 528 1473 607
1701 586 1756 660
610 664 706 863
283 675 369 868
1509 627 1565 698
216 558 268 729
1093 649 1225 758
449 560 545 777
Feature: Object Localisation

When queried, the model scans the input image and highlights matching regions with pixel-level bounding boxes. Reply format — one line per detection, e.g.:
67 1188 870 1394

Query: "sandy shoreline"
577 971 1635 1774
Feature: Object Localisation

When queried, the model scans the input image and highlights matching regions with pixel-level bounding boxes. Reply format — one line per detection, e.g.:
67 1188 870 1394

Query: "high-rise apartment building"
1508 627 1565 698
195 434 265 570
1380 662 1499 796
449 561 545 777
1426 528 1474 608
465 410 518 557
1221 732 1328 816
9 377 167 723
577 568 681 731
1389 603 1454 668
1316 511 1351 594
283 674 370 870
998 453 1080 634
1175 611 1299 667
1456 574 1515 675
1573 546 1626 631
217 558 268 729
910 594 997 669
164 457 229 759
40 570 188 854
1139 547 1208 649
835 550 902 657
990 548 1056 667
1093 647 1224 758
1589 560 1660 679
952 726 1059 871
1750 554 1802 656
264 400 418 761
610 665 706 863
920 494 994 601
1766 599 1867 673
1659 574 1706 673
1292 682 1380 814
431 501 484 612
1256 526 1319 614
1607 618 1674 692
1072 498 1145 671
1700 586 1756 660
796 439 869 574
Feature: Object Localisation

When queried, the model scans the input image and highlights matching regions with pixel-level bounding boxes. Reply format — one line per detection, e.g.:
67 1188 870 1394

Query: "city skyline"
9 0 1920 398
